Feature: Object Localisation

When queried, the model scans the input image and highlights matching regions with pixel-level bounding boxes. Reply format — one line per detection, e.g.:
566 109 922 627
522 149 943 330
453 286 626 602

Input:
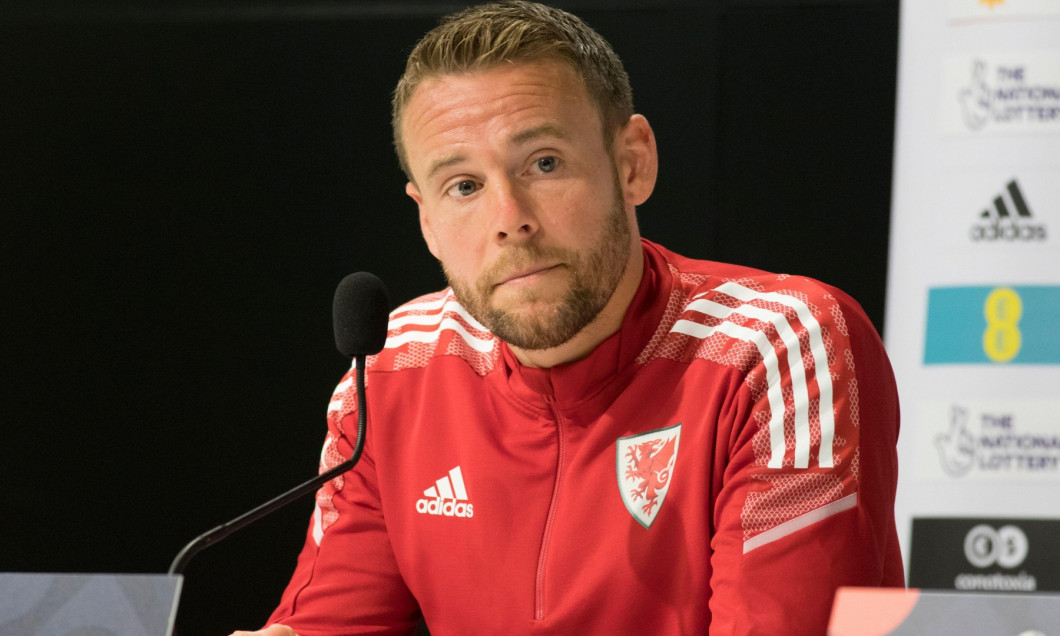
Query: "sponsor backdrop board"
886 0 1060 591
908 518 1060 592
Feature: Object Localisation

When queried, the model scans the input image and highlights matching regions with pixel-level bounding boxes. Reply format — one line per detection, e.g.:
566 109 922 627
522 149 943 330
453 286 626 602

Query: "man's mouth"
495 264 562 288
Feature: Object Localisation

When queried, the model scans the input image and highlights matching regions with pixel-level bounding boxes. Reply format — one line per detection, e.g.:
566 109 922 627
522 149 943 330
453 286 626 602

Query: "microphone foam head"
333 271 390 357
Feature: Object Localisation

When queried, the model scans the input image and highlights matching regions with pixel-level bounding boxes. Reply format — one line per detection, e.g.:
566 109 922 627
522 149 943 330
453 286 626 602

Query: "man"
234 2 903 634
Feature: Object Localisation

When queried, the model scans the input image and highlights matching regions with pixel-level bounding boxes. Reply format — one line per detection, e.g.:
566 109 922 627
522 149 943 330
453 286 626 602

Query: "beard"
443 190 633 351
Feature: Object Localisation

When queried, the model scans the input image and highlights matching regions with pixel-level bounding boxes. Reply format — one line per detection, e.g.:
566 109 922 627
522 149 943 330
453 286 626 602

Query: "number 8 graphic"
983 287 1022 362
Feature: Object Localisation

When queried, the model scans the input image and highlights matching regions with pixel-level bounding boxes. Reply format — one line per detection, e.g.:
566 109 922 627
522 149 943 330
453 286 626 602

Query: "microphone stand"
168 355 368 576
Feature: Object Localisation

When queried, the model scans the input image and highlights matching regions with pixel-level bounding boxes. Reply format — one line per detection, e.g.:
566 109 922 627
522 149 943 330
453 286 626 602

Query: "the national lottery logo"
932 404 1060 479
959 59 1060 131
943 55 1060 135
935 406 976 477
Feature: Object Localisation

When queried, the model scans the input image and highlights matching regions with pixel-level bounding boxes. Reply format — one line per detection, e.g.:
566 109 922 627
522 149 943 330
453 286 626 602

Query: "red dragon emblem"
617 424 681 528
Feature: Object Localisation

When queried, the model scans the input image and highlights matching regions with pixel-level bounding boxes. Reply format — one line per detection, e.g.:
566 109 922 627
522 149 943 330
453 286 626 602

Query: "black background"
1 0 899 633
910 518 1060 592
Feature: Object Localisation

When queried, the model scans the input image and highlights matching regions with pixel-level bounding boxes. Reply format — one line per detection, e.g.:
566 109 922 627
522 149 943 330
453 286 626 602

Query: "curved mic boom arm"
168 356 368 576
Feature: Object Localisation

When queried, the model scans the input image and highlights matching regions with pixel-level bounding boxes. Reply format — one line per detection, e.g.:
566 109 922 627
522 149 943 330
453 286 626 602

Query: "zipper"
534 395 566 621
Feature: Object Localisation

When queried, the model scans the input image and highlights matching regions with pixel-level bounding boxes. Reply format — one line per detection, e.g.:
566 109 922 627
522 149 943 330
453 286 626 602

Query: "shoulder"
366 288 502 377
640 242 876 373
644 243 892 473
326 289 501 433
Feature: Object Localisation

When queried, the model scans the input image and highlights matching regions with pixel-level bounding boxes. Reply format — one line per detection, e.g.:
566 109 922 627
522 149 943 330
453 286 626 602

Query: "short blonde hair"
392 1 634 180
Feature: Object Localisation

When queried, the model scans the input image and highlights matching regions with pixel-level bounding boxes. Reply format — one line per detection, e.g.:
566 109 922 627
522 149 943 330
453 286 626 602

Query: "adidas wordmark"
415 466 475 519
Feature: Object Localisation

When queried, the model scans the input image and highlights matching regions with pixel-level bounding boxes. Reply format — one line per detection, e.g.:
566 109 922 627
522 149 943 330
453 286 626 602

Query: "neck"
510 243 644 369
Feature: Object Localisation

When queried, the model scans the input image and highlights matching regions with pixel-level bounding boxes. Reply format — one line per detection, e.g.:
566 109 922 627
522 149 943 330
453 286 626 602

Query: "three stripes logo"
670 282 835 470
970 179 1046 242
415 466 475 518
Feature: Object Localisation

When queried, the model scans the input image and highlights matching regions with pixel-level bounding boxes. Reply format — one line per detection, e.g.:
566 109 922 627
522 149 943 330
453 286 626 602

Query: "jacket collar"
500 240 672 413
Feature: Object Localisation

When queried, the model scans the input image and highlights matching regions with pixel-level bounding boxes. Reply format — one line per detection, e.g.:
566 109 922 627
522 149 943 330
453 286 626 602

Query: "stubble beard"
444 193 633 351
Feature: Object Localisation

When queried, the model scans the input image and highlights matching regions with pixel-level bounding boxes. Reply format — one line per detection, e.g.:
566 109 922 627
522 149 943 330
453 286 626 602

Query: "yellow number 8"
983 287 1022 362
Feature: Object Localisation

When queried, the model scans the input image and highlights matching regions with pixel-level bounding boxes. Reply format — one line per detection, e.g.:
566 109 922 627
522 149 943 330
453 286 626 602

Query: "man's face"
401 60 640 351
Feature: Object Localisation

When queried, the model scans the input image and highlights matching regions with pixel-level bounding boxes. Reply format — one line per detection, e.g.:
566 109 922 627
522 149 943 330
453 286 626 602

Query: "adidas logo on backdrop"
415 466 475 518
970 179 1047 242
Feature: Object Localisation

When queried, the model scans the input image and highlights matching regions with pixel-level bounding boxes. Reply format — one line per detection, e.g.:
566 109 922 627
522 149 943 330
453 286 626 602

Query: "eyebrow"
510 123 566 146
426 154 467 181
424 123 568 182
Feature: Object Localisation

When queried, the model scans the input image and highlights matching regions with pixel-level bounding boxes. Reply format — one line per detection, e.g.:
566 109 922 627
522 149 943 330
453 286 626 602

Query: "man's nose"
489 179 539 242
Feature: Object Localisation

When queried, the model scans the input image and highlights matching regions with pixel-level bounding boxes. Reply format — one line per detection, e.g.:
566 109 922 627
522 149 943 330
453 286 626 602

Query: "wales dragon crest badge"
616 423 681 528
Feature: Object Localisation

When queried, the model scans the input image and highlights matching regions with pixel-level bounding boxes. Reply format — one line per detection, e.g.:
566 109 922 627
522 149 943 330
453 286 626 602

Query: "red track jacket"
268 240 903 635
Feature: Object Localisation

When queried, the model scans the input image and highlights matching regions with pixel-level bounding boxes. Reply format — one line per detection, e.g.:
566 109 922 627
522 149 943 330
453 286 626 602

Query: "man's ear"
407 181 440 259
615 114 658 207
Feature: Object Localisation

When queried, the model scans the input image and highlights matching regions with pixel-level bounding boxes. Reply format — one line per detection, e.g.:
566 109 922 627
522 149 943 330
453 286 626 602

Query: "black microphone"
168 272 390 575
334 271 390 357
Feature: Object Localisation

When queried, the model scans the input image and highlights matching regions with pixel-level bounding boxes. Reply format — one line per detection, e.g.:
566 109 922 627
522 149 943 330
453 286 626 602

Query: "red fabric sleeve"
706 290 904 635
266 371 421 636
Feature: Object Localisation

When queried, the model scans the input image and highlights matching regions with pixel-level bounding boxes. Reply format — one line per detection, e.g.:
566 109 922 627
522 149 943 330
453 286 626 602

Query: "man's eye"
535 156 557 173
447 180 479 197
